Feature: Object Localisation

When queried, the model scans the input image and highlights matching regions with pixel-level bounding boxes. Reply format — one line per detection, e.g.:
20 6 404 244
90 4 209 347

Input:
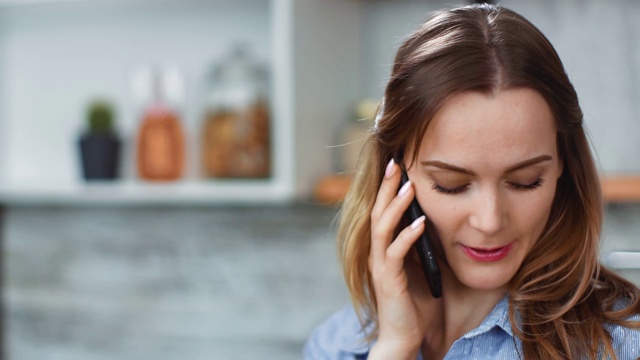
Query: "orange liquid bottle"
136 104 185 181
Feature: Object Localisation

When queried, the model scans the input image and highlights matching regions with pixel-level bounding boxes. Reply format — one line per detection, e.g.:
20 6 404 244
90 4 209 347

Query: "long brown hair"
338 4 640 359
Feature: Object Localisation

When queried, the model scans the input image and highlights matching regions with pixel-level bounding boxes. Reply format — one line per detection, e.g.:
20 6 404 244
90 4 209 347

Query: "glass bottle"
135 67 185 182
201 44 271 178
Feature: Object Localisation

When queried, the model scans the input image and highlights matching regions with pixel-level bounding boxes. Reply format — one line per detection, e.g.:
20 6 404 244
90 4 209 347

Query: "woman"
305 4 640 360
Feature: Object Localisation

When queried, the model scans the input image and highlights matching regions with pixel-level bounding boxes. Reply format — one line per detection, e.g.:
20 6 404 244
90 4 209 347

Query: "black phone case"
400 169 442 298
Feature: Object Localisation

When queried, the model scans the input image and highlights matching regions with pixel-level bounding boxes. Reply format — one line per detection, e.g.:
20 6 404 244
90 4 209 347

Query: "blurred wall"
4 205 347 360
359 0 640 173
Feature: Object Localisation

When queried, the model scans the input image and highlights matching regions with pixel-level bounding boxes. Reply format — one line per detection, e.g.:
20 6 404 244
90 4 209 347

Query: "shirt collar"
338 295 513 354
337 308 375 354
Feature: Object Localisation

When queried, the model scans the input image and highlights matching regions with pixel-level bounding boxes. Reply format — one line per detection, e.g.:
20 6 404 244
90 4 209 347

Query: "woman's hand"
367 159 440 359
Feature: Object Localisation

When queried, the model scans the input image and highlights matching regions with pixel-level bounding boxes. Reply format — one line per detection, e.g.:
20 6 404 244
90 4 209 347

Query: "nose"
468 187 507 235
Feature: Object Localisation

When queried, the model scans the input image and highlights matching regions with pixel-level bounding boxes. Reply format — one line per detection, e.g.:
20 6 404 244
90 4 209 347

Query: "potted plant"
78 100 121 180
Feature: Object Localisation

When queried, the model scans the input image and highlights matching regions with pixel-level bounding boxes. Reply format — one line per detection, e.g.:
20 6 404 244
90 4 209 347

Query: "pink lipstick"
461 243 513 262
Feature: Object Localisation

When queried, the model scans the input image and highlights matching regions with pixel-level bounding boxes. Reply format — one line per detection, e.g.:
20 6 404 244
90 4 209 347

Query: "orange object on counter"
314 174 353 205
601 175 640 202
136 105 185 181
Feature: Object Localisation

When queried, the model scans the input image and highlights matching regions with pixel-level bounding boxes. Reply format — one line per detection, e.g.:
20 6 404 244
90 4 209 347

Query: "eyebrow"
420 155 553 175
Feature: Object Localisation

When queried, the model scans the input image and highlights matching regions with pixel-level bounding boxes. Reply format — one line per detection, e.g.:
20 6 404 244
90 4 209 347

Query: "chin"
454 265 516 291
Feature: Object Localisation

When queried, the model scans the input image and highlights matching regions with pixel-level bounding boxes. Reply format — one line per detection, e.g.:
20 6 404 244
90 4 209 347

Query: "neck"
422 266 507 359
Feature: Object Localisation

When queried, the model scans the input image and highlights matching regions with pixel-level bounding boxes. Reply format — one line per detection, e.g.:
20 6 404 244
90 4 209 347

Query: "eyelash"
432 183 468 195
508 178 545 191
432 178 545 195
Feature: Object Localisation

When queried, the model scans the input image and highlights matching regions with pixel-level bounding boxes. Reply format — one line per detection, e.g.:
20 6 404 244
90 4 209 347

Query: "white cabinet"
0 0 363 205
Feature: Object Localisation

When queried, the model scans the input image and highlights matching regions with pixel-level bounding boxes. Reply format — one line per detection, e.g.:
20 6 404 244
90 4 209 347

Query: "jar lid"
211 44 267 86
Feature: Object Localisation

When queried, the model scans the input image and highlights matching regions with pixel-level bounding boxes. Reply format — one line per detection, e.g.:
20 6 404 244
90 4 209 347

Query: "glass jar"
201 45 271 179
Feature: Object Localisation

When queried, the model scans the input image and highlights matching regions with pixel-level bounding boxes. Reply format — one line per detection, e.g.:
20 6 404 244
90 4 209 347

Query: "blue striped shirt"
304 296 640 359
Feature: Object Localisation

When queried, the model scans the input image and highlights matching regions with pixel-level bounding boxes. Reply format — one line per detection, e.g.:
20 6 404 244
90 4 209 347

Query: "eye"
507 178 545 191
432 183 469 195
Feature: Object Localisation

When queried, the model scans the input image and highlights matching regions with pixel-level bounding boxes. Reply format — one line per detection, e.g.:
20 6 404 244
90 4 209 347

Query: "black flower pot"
79 132 121 180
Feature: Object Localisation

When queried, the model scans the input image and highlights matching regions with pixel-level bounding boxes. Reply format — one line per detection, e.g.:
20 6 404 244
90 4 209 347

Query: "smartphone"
399 168 442 298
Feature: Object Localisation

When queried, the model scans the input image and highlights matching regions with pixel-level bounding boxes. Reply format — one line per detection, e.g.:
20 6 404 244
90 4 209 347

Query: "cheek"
515 187 558 242
415 192 462 240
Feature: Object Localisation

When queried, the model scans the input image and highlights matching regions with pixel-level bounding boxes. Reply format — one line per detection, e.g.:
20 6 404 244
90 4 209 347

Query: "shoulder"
303 304 373 360
605 308 640 360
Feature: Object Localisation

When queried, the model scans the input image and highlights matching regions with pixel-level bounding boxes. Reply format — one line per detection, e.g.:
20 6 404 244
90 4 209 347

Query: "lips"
461 242 513 262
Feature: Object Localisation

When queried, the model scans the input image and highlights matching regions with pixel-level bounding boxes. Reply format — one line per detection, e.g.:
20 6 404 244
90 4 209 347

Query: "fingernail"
410 215 426 230
385 159 395 179
398 180 411 197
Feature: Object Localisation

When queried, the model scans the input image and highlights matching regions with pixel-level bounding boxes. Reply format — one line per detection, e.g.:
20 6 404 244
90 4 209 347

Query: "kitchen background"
0 0 638 359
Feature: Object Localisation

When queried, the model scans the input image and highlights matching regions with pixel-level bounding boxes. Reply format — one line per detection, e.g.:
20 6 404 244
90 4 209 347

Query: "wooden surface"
313 174 352 205
601 175 640 202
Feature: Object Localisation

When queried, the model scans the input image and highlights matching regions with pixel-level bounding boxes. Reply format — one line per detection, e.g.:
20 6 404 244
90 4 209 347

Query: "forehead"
418 88 557 168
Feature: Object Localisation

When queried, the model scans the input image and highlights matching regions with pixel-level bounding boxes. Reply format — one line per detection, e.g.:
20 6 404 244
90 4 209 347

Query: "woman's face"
406 88 563 292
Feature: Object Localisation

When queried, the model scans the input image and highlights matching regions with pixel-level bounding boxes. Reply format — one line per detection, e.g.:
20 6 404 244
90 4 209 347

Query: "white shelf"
0 0 366 205
0 0 300 205
0 180 291 205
